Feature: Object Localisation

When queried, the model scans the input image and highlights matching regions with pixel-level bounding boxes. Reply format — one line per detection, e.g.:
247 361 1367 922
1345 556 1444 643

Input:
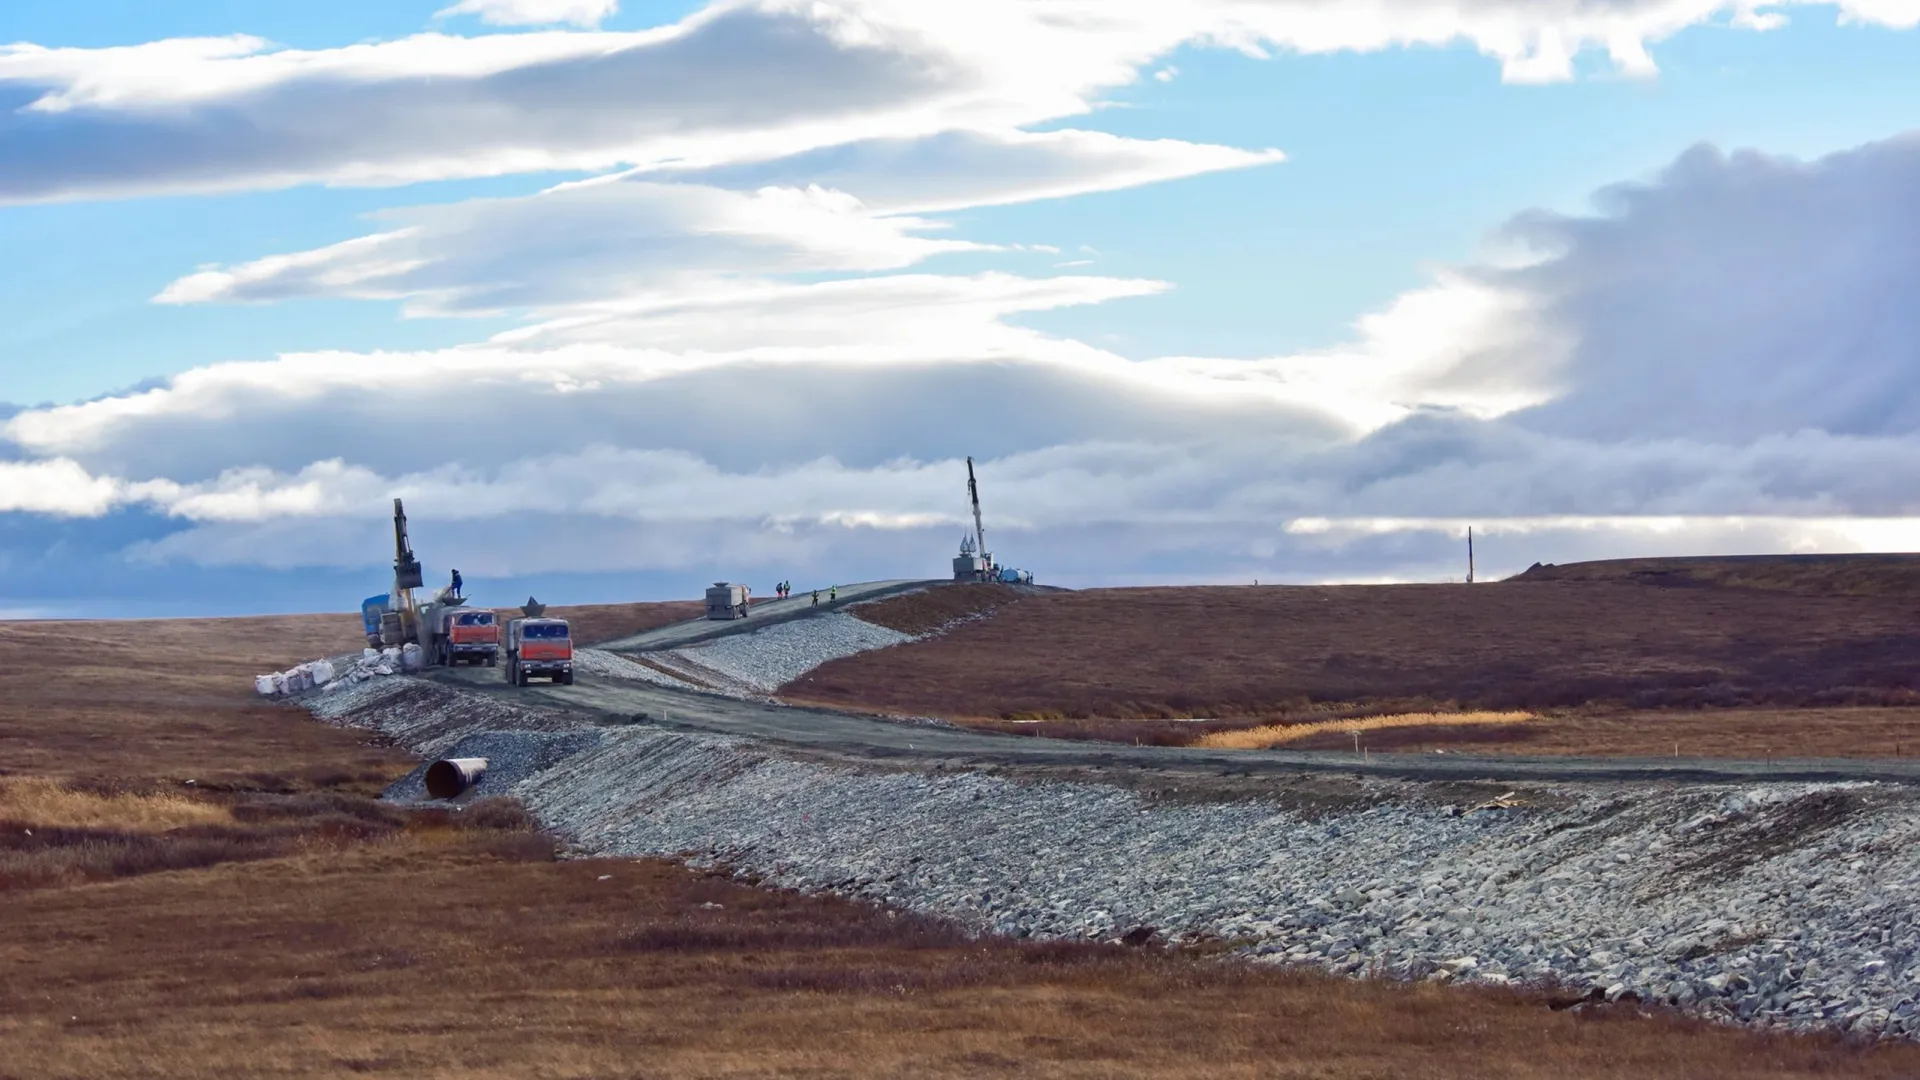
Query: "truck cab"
435 608 499 667
360 594 391 649
505 617 573 686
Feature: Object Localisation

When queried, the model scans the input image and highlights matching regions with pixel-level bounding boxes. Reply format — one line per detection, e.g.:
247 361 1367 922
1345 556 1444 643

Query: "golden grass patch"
0 778 230 831
1195 711 1537 750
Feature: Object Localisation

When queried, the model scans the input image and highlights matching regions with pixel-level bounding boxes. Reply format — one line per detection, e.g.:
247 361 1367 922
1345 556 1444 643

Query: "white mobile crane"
951 457 1033 585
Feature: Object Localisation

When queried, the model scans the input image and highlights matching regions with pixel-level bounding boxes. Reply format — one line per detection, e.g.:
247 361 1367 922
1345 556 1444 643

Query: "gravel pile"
663 613 912 695
305 667 414 719
573 648 698 689
310 677 1920 1040
310 677 589 759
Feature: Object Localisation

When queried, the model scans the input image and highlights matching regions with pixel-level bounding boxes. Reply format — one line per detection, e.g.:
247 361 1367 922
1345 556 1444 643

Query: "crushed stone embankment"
308 676 1920 1041
642 613 912 697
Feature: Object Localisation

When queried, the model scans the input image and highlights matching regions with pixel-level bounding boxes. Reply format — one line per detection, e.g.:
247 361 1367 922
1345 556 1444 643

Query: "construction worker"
810 589 819 607
830 585 837 603
450 568 463 599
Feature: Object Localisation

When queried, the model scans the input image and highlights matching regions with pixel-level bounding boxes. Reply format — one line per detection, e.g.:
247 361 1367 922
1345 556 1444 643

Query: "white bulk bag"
255 674 277 696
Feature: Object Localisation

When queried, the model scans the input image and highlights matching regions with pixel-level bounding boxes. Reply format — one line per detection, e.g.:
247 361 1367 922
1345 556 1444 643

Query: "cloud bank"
5 1 1917 202
6 2 1920 610
15 129 1920 592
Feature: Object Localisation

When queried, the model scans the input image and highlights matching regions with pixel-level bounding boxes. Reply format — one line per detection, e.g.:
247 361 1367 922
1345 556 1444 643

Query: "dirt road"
440 666 1920 786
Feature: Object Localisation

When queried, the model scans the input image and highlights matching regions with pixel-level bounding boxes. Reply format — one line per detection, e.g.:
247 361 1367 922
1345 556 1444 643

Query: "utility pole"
1467 526 1475 584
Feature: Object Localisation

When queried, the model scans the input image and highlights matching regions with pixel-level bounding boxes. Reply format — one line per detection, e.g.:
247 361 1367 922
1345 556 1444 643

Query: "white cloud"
4 2 1915 201
655 128 1287 215
155 181 988 314
0 458 129 516
1495 136 1920 443
437 0 620 28
152 129 1281 315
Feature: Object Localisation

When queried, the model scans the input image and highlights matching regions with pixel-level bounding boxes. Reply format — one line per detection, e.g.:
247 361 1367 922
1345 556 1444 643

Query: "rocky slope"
307 675 1920 1040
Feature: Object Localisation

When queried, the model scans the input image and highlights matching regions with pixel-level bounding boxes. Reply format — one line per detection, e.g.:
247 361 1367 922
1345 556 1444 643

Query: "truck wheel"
485 654 497 668
560 671 575 686
505 659 516 684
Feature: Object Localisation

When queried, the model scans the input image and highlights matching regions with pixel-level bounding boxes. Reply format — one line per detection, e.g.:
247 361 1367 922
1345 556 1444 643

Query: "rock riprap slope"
310 677 1920 1040
650 613 912 696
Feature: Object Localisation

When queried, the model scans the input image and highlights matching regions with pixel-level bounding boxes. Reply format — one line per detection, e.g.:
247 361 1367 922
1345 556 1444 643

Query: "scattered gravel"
310 677 589 759
573 648 699 690
309 676 1920 1041
662 613 913 695
385 729 604 803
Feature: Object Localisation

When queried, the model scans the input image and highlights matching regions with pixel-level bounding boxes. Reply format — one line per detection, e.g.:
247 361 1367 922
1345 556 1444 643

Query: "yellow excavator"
359 498 465 651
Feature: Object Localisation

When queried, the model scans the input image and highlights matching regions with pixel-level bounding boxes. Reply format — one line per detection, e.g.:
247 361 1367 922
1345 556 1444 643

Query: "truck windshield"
455 612 494 626
522 622 569 639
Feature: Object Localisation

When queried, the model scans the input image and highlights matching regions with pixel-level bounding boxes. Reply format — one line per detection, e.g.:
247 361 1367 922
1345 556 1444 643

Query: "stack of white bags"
255 643 424 697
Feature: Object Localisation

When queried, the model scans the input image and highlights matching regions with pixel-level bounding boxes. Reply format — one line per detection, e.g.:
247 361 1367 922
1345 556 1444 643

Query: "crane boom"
966 456 987 567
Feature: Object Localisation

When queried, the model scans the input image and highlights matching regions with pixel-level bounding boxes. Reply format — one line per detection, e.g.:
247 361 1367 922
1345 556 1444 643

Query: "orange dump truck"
430 606 499 667
504 617 573 686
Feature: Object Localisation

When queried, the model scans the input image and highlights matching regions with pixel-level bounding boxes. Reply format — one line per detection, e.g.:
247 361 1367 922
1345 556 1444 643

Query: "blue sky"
6 1 1920 615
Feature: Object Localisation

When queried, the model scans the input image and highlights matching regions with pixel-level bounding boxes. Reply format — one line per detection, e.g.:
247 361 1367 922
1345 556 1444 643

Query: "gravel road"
595 579 936 652
441 668 1920 786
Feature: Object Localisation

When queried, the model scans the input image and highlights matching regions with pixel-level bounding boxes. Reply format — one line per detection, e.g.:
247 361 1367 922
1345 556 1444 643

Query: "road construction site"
277 576 1920 1044
254 471 1920 1045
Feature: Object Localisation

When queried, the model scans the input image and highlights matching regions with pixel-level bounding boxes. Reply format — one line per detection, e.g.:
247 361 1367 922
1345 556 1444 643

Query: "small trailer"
705 582 751 620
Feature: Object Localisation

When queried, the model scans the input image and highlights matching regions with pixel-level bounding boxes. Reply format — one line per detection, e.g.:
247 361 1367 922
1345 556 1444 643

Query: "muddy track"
434 668 1920 787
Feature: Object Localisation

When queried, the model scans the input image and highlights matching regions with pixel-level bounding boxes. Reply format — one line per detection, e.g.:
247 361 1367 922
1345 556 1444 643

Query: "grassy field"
8 603 1920 1076
1510 553 1920 596
792 571 1920 758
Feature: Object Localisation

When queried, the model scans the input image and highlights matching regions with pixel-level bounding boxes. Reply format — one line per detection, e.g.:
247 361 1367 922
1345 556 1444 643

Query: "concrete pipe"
424 757 489 800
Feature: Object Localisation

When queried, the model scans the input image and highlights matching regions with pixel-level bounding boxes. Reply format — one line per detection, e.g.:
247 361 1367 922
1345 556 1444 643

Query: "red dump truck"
504 617 573 686
429 607 499 667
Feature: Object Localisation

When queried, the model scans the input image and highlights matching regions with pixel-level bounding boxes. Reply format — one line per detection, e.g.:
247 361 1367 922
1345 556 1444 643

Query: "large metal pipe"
424 757 488 799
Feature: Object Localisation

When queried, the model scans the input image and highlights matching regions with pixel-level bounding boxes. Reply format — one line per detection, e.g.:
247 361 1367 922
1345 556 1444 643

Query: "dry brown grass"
1511 553 1920 596
1341 706 1920 759
791 577 1920 757
7 837 1920 1079
7 603 1920 1076
0 614 407 785
852 583 1026 636
1197 711 1537 750
0 778 231 832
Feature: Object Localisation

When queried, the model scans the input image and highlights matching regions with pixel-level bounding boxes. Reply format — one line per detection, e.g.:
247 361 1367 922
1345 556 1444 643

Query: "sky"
6 0 1920 616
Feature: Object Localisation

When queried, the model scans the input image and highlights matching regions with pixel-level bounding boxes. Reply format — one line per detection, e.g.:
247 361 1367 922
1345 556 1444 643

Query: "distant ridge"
1507 553 1920 596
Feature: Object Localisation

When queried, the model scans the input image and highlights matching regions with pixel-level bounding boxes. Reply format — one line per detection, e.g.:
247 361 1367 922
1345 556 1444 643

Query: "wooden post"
1467 527 1475 584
